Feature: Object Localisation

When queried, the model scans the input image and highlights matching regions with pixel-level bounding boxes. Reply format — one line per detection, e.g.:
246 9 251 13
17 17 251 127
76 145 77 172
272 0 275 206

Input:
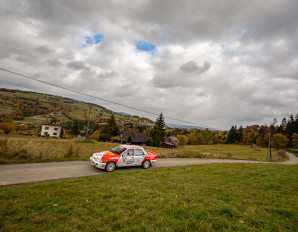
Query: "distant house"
41 124 63 138
162 136 179 149
120 131 147 145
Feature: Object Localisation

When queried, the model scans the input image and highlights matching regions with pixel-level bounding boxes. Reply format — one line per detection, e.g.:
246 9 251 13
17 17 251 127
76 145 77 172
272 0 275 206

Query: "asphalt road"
0 153 297 186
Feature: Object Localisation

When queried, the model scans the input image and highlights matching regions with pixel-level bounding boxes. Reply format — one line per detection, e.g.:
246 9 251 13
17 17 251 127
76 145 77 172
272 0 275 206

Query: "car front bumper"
90 157 106 170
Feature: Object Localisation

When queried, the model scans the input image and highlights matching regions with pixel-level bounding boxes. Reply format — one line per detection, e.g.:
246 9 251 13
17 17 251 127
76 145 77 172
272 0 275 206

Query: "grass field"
0 135 286 164
0 164 297 231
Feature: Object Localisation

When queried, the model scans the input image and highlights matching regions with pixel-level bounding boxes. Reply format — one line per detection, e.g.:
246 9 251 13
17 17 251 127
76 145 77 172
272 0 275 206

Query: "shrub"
292 133 298 148
0 123 16 134
271 134 289 149
65 143 75 157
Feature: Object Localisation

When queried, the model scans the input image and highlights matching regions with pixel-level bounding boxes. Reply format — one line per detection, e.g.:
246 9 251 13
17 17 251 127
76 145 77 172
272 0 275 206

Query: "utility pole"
85 107 91 139
268 133 272 161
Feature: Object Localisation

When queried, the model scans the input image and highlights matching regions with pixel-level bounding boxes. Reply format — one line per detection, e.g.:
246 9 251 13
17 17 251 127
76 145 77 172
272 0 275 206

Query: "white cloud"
0 0 297 129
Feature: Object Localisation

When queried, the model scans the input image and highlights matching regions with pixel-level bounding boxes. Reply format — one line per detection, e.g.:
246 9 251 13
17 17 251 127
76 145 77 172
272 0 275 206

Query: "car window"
126 149 134 156
111 146 126 155
135 149 145 156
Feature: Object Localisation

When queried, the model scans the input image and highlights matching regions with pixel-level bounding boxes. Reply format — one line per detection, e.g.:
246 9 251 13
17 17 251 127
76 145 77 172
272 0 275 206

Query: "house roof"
169 136 179 143
42 124 64 127
120 131 147 143
165 136 179 145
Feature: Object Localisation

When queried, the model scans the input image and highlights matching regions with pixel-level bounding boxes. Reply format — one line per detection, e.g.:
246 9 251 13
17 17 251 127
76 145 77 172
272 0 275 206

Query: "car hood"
92 151 109 159
92 150 119 158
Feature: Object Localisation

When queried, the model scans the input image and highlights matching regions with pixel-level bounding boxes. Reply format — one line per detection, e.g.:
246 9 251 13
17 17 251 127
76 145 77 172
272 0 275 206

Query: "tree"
177 134 187 146
17 124 28 133
90 130 100 141
226 126 237 144
146 137 153 146
71 120 80 136
0 123 16 134
155 112 166 141
148 113 166 147
257 125 269 147
111 136 120 143
99 114 120 142
187 132 197 145
247 132 256 144
127 135 132 144
271 134 289 149
197 131 213 145
278 118 287 135
292 133 298 148
51 117 58 124
285 115 295 146
236 126 243 143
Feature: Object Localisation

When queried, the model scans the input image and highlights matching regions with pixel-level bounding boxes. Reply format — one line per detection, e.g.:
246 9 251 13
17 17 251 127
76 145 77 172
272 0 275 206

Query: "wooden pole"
269 133 272 161
85 107 91 139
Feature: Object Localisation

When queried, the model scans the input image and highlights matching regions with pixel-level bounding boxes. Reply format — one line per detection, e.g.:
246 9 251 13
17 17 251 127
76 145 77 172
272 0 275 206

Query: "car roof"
120 145 144 149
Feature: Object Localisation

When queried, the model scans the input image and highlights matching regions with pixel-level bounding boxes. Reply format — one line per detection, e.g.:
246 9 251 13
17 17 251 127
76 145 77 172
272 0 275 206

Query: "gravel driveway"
0 153 297 186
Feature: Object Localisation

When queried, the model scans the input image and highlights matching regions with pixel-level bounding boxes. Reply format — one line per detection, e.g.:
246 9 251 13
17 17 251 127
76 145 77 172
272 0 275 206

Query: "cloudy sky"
0 0 297 129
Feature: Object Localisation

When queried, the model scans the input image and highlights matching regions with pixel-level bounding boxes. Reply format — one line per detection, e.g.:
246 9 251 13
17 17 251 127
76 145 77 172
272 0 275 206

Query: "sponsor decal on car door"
118 149 135 167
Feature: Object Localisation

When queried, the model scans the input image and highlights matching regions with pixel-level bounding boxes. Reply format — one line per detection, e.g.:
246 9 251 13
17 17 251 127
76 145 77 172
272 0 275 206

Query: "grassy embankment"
0 88 153 127
0 135 287 164
0 164 297 231
287 148 298 157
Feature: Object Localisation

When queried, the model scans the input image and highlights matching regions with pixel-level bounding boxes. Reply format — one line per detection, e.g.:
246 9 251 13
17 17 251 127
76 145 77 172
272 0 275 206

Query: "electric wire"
0 67 223 130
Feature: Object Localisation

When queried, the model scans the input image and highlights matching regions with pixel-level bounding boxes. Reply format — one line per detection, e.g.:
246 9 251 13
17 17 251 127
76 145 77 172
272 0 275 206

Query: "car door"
118 149 135 167
134 148 146 166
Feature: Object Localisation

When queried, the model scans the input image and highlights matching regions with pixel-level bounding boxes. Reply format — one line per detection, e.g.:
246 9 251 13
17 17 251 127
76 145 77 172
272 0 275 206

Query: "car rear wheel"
106 162 116 172
142 160 151 169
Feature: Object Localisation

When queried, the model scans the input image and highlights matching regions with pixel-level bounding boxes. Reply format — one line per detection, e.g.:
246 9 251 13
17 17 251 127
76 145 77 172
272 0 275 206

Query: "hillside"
0 88 154 127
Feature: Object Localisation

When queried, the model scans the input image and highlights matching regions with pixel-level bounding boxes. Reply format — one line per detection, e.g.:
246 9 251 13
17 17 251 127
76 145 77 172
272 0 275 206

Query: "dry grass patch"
0 136 119 164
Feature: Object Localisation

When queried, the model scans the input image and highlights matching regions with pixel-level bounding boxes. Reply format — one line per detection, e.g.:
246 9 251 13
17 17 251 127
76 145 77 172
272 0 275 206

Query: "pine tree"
286 115 295 146
99 114 120 142
226 125 237 144
71 120 80 136
278 118 287 135
236 126 243 143
155 112 166 141
148 112 166 147
127 135 132 144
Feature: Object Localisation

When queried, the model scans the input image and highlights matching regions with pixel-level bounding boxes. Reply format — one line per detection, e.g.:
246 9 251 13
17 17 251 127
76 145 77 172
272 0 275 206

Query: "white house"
41 124 63 138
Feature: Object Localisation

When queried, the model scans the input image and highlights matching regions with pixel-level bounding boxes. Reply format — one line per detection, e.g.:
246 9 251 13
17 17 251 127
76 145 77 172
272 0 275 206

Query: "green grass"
0 136 286 164
0 105 14 114
0 164 297 231
15 115 72 126
149 144 284 162
185 144 283 161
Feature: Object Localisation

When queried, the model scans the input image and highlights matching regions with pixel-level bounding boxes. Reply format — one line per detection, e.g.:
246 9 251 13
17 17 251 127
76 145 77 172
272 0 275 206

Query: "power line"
0 67 223 130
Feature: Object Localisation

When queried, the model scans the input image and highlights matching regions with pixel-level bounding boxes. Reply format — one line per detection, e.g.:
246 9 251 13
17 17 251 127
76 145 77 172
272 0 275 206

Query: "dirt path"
1 153 297 186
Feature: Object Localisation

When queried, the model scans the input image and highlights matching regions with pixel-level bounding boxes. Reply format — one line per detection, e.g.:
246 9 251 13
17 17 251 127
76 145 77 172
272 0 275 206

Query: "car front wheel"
142 160 151 169
106 162 116 172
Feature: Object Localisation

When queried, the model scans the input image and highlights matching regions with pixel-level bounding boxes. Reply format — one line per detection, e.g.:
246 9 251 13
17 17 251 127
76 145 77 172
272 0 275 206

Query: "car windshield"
110 146 126 155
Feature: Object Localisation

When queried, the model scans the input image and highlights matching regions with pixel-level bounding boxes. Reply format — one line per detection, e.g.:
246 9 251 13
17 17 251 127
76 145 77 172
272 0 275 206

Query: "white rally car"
90 145 157 172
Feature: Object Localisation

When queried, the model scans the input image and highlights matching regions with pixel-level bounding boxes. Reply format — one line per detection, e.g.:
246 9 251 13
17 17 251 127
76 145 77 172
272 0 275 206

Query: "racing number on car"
123 149 135 164
126 156 135 164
